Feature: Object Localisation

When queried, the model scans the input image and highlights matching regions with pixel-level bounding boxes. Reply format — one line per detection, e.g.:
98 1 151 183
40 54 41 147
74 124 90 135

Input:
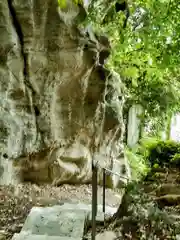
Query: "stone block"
21 206 86 238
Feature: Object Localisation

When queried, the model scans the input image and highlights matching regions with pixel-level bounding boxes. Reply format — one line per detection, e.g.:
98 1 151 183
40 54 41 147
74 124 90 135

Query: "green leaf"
123 67 139 79
58 0 67 9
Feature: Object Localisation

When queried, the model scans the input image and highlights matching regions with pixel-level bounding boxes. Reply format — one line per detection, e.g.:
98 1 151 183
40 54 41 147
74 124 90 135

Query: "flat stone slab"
12 203 117 240
21 206 86 238
12 233 81 240
59 203 117 215
59 203 117 223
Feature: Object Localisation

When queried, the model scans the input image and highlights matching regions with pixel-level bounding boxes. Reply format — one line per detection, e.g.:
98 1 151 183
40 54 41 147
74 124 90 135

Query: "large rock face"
0 0 130 187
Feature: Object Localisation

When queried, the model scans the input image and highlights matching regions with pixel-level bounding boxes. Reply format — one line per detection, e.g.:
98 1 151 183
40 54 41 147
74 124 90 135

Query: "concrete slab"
11 203 117 240
22 207 86 238
12 233 81 240
57 203 117 225
59 203 117 215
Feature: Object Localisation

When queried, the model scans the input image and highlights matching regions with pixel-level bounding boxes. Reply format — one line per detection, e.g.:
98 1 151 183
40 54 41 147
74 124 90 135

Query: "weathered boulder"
155 194 180 207
155 183 180 197
0 0 130 187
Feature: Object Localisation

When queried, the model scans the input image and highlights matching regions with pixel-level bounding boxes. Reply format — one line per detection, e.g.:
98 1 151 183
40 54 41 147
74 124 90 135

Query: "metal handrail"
91 162 129 240
91 163 97 240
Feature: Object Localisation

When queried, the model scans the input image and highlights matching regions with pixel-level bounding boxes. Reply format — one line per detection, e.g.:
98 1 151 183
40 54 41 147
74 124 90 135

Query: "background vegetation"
86 0 180 178
88 0 180 119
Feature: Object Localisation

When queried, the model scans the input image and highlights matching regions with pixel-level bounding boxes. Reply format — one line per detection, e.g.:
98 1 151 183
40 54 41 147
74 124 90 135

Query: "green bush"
171 153 180 167
125 147 149 181
125 138 180 181
146 140 180 167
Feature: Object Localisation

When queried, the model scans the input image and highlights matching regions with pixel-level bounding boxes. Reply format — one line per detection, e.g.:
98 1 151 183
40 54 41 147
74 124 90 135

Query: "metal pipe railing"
91 162 129 239
91 163 98 240
102 168 106 214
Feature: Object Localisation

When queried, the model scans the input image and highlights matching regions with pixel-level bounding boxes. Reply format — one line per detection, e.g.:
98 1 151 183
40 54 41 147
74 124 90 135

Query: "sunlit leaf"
58 0 67 9
123 67 139 79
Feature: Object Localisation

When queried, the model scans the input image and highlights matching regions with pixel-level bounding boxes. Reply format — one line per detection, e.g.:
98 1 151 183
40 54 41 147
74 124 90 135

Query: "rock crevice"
8 0 28 78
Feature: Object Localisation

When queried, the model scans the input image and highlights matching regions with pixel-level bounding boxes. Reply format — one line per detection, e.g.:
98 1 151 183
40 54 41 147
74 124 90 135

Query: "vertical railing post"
102 168 106 214
92 161 98 240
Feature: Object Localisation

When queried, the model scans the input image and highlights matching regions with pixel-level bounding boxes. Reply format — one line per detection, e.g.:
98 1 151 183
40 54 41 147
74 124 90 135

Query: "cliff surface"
0 0 130 187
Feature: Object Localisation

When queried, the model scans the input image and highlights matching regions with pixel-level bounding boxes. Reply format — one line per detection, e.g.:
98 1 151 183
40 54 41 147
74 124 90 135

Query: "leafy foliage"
125 147 149 180
87 0 180 118
171 153 180 166
125 137 180 180
146 139 180 167
58 0 83 8
125 137 161 180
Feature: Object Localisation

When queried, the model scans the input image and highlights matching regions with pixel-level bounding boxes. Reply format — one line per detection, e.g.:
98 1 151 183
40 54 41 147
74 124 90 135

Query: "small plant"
152 163 159 169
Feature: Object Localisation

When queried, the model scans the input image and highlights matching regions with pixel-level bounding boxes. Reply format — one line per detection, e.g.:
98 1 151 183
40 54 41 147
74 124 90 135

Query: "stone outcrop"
0 0 130 187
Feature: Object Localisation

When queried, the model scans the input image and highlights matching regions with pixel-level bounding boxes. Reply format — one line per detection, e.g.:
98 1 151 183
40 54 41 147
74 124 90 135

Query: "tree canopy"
87 0 180 119
57 0 180 131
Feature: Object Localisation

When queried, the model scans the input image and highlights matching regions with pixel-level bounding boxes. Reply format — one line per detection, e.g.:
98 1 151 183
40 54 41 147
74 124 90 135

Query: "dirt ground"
0 183 122 239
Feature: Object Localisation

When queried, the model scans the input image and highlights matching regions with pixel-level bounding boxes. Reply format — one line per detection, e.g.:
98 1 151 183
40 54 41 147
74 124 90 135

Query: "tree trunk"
127 104 144 148
165 112 173 140
111 188 132 222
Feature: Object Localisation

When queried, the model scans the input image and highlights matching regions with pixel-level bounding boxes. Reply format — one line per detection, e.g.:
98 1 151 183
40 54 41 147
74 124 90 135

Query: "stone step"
21 206 87 238
155 183 180 196
12 233 81 240
155 194 180 206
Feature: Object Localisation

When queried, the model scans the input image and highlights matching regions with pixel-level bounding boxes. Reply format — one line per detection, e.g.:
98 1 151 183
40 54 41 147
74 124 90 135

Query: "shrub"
171 153 180 167
146 140 180 167
125 147 149 181
125 138 180 180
